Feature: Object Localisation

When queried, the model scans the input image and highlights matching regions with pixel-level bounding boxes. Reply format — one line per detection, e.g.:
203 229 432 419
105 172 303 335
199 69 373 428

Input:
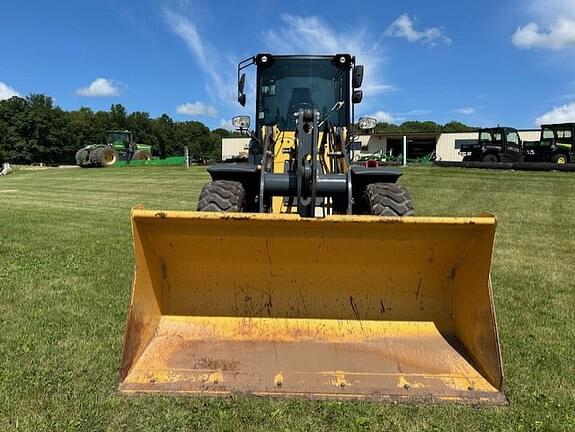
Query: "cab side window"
506 131 519 145
556 129 572 144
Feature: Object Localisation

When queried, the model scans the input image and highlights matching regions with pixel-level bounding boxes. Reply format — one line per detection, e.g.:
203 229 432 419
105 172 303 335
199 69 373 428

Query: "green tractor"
523 123 574 164
75 130 153 168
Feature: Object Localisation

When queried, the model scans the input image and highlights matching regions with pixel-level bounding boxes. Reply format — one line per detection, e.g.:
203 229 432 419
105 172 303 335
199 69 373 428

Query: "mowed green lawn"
0 165 573 431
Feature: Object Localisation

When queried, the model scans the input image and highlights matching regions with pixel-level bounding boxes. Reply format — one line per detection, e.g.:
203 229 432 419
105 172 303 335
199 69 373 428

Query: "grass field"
0 165 574 431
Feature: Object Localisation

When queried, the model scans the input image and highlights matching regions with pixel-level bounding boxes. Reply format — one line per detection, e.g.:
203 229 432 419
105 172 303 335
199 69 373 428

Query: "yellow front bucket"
119 209 506 404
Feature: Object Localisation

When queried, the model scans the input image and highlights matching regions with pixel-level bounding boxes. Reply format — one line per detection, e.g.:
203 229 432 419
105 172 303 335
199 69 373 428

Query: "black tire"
462 156 472 162
551 153 568 164
133 150 152 161
482 154 498 163
361 183 414 216
197 180 246 212
91 147 118 167
75 148 89 167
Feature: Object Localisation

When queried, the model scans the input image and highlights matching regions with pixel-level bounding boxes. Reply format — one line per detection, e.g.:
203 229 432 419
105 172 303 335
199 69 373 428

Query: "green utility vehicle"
523 123 574 164
75 130 152 168
459 127 523 162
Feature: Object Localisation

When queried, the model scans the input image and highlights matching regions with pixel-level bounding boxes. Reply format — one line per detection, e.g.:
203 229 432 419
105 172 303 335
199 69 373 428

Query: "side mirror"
352 90 363 104
353 65 364 88
238 73 245 93
238 73 246 106
232 115 250 130
358 117 377 130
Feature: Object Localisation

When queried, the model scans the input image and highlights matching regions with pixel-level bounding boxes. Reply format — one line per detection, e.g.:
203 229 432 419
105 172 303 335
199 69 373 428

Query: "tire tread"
364 183 414 216
197 180 246 212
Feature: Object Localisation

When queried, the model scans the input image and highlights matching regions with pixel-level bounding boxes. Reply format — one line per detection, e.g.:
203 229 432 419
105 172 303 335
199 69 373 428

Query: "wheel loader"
75 130 152 168
119 54 506 404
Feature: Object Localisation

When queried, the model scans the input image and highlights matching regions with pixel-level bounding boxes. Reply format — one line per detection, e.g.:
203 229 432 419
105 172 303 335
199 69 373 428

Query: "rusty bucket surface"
119 210 506 404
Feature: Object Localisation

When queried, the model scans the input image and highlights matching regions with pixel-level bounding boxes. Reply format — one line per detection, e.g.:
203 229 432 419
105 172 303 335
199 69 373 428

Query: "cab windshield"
479 130 502 143
107 133 130 145
257 58 348 130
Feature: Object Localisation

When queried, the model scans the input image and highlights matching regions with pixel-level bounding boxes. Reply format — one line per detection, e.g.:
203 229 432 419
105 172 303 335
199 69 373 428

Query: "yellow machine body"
119 209 506 404
265 127 349 214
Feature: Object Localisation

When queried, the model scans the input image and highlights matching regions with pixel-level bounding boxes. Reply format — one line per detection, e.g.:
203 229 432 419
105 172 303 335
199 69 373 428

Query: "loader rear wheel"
363 183 414 216
197 180 246 212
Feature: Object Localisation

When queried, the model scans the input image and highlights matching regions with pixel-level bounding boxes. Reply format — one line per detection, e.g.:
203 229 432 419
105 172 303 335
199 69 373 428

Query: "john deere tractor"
75 130 152 168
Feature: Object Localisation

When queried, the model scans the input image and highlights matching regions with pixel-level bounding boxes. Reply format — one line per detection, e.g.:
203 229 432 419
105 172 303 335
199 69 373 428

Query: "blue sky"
2 0 575 129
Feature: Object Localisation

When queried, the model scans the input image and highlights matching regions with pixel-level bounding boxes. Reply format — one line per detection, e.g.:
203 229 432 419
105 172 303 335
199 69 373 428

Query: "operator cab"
107 130 133 147
255 55 351 131
460 127 522 163
234 54 364 137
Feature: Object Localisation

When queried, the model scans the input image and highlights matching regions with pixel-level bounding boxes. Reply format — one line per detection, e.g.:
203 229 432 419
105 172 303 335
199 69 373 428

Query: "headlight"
358 117 377 130
232 116 250 130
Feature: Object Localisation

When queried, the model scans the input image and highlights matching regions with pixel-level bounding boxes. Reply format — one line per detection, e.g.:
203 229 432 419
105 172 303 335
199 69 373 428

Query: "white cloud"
176 101 218 117
513 0 575 50
370 111 396 124
526 0 575 23
164 9 233 104
386 14 451 46
512 18 575 50
453 107 475 115
219 118 235 131
0 82 21 100
76 78 121 97
263 15 395 96
535 103 575 125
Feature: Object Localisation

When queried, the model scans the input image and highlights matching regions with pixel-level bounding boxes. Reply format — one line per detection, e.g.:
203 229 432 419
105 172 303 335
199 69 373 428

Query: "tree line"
0 94 237 165
0 94 476 165
374 120 475 134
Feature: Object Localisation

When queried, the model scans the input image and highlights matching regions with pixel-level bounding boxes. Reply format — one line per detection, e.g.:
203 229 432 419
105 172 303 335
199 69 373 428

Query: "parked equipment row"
460 123 574 164
434 160 575 172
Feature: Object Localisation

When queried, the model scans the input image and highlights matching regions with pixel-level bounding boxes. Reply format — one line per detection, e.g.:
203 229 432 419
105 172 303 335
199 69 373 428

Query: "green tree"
109 104 128 130
442 121 476 132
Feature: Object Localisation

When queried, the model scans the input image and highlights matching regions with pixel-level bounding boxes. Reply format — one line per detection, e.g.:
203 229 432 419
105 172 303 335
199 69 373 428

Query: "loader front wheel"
197 180 246 212
363 183 414 216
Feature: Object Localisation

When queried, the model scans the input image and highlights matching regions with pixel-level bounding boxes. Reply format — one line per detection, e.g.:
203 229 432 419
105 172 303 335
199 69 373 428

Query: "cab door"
504 130 522 161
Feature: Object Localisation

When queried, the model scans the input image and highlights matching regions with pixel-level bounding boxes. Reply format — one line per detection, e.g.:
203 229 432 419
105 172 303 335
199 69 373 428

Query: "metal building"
221 130 542 163
222 137 250 160
356 129 541 162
